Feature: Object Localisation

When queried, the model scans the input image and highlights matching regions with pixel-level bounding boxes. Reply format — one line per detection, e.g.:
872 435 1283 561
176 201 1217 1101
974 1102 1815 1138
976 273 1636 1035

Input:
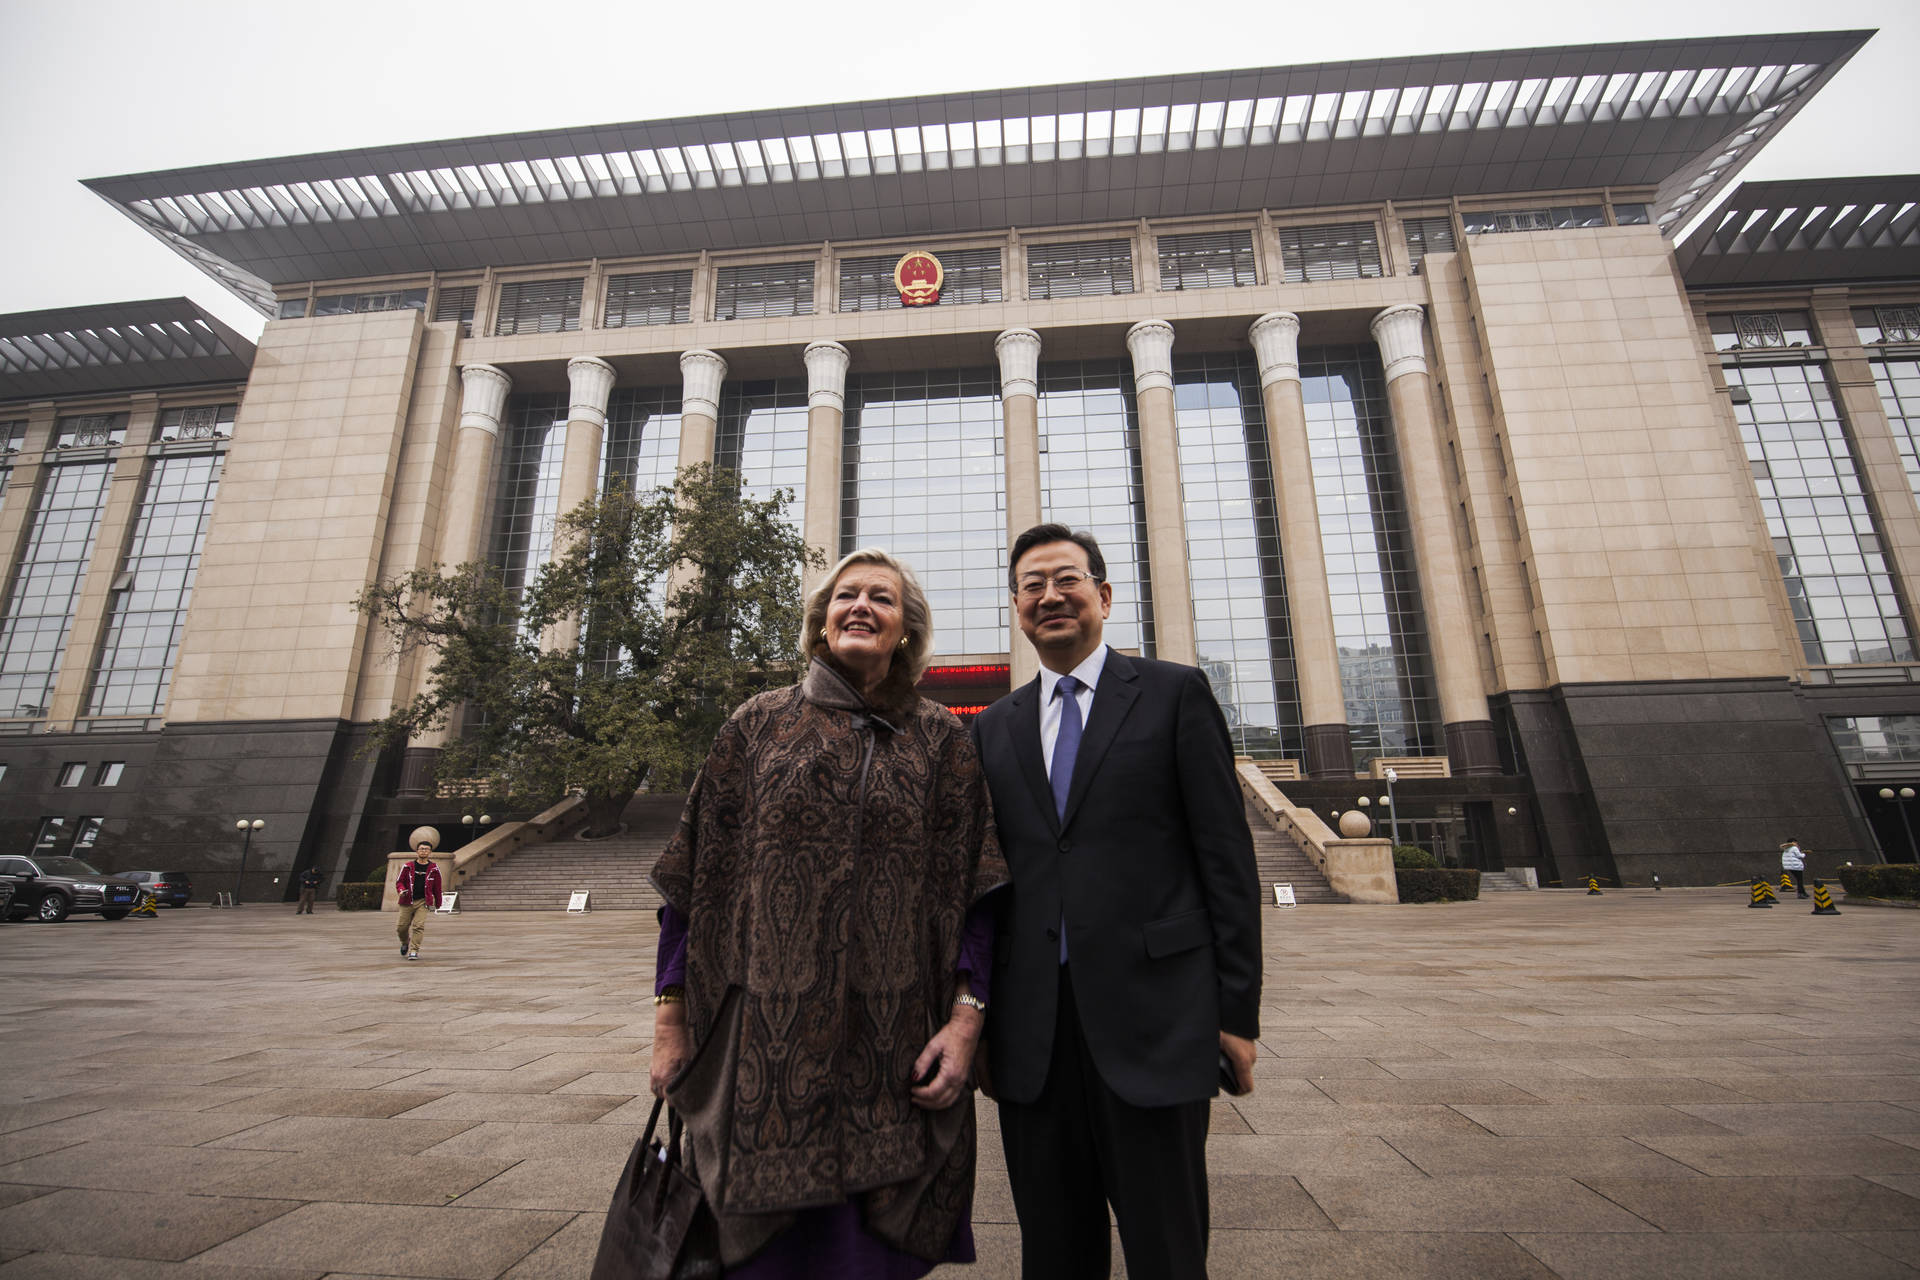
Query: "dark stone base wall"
1503 679 1876 887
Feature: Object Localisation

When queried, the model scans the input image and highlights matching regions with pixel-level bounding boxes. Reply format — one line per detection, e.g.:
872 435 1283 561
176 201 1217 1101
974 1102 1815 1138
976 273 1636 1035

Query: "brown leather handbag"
589 1096 720 1280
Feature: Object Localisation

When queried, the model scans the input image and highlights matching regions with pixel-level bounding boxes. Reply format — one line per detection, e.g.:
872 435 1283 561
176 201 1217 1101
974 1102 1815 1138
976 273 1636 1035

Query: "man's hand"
650 1013 690 1098
912 1001 985 1111
1220 1030 1256 1096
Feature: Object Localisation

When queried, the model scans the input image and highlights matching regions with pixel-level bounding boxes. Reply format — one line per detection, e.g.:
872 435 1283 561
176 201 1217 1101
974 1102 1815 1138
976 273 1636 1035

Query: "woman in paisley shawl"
649 547 1009 1277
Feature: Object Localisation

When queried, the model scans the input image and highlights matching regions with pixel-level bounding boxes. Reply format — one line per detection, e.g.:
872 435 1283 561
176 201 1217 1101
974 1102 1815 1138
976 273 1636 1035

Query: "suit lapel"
1005 676 1059 836
1061 649 1140 830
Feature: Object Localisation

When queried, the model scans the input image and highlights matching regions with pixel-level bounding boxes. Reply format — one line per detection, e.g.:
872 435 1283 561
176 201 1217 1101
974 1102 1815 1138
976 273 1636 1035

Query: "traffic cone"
1749 878 1774 908
1811 879 1841 915
1586 876 1602 895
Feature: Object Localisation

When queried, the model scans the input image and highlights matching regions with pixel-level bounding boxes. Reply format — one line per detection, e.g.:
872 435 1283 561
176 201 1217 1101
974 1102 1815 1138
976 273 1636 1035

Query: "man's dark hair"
1009 523 1107 592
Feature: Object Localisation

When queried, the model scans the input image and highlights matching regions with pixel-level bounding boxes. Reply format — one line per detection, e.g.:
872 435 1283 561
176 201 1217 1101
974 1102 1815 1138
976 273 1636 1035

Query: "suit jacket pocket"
1142 907 1212 959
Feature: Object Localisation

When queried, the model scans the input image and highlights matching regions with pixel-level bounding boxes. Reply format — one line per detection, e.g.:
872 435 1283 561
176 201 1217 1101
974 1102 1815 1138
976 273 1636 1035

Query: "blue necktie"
1051 675 1083 821
1051 676 1083 965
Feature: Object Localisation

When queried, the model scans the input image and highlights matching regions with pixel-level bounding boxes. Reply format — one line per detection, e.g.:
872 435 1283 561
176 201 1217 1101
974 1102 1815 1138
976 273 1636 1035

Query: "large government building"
6 28 1919 891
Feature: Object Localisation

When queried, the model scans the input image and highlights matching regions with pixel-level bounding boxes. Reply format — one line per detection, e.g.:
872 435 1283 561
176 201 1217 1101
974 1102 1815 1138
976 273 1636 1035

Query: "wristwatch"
953 993 987 1014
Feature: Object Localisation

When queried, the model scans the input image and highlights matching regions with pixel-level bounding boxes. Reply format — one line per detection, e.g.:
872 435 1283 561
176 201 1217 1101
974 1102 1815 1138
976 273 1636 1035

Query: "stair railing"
1235 761 1399 904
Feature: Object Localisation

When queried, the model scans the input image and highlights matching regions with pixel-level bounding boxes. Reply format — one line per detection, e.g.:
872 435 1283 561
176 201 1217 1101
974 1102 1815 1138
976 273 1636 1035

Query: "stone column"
801 341 850 594
677 350 726 475
1370 305 1497 774
400 362 511 796
997 328 1043 685
544 356 617 653
1249 313 1352 778
45 394 161 729
1125 320 1196 666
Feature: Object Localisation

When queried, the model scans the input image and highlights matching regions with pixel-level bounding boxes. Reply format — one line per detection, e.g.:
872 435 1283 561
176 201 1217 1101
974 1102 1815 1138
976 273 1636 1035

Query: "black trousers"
1789 868 1808 897
998 965 1211 1280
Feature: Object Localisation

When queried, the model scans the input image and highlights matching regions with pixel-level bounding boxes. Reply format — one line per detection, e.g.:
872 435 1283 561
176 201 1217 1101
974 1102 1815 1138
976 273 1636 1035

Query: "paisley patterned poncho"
650 659 1008 1264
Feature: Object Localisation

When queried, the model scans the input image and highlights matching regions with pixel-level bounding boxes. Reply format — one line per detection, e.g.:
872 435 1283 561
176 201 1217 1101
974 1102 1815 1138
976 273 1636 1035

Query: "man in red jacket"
394 828 443 960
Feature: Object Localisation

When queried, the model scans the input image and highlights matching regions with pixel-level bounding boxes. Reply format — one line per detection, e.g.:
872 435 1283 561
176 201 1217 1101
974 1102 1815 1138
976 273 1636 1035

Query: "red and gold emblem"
894 250 944 307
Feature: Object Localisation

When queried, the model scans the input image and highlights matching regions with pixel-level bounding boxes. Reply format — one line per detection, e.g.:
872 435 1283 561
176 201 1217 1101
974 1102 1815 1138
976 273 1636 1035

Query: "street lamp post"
233 819 263 906
1878 787 1918 862
1383 768 1402 848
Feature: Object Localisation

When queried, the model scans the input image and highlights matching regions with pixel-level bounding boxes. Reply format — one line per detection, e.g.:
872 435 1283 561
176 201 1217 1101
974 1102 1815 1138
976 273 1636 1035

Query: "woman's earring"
898 636 910 650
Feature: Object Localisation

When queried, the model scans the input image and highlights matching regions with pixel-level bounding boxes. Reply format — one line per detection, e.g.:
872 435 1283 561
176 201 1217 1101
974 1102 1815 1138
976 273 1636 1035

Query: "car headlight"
75 882 107 891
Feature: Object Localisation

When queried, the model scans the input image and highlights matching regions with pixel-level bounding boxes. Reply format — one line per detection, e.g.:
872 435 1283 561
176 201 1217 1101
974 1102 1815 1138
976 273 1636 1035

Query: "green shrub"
336 881 386 911
1395 868 1481 903
1836 864 1920 900
1392 844 1438 870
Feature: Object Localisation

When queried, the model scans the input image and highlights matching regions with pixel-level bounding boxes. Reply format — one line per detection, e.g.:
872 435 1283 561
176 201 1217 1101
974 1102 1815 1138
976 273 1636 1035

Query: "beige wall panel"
170 311 424 725
1462 228 1792 686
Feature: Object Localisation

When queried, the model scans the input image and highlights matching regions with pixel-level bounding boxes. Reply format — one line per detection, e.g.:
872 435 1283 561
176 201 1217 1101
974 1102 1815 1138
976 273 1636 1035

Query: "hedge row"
1836 863 1920 900
1395 868 1481 903
336 882 385 911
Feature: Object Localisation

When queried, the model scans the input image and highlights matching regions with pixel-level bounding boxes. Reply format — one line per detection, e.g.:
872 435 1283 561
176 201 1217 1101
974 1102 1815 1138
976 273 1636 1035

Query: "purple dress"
656 901 995 1279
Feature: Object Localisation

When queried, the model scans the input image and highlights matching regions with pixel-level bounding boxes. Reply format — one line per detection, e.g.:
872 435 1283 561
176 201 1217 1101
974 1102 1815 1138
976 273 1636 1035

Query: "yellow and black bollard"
1586 876 1602 895
130 891 158 918
1749 878 1775 908
1811 879 1841 915
1781 872 1794 893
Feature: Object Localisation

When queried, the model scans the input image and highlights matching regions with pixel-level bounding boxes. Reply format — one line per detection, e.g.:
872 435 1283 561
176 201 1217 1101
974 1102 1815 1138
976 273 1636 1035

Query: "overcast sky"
3 0 1914 341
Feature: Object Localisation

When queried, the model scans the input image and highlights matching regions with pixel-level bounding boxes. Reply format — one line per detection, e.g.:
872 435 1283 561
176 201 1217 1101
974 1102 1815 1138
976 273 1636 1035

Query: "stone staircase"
453 793 685 912
1244 802 1345 904
1478 869 1536 892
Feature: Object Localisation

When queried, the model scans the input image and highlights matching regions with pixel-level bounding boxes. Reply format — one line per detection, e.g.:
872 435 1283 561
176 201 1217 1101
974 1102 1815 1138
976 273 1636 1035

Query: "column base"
1303 723 1354 779
395 747 440 798
1444 720 1501 776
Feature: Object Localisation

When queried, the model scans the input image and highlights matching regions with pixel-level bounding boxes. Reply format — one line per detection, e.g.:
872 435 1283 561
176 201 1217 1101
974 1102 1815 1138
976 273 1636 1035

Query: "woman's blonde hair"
802 548 936 698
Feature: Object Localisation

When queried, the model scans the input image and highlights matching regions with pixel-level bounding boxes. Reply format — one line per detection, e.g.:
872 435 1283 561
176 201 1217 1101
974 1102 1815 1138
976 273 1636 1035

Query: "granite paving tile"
206 1115 476 1154
1299 1174 1657 1232
1228 1100 1488 1136
11 1109 271 1148
206 1066 424 1090
1636 1133 1920 1176
1385 1134 1701 1177
203 1088 449 1119
1504 1077 1763 1104
375 1068 590 1094
0 1184 55 1210
0 1132 83 1167
1582 1175 1920 1231
1310 1078 1539 1105
1843 1231 1920 1268
496 1213 604 1279
1452 1103 1737 1136
1205 1229 1559 1279
1671 1101 1920 1135
422 1120 653 1164
1512 1230 1915 1279
1867 1173 1920 1198
0 1142 286 1194
456 1154 632 1211
194 1201 572 1278
0 1188 299 1261
1208 1174 1334 1230
1203 1134 1422 1177
392 1092 629 1123
205 1150 516 1204
0 1256 323 1279
0 1101 103 1136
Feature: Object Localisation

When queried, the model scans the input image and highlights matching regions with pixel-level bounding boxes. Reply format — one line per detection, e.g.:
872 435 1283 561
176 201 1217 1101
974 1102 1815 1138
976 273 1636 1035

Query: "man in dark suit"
972 523 1262 1279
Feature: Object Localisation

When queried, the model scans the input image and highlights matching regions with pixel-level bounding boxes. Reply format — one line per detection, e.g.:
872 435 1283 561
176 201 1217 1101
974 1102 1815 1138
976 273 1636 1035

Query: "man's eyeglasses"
1014 569 1102 600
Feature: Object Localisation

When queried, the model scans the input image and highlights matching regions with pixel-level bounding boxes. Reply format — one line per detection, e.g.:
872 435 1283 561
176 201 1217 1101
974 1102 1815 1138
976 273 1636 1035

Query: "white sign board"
566 890 592 914
1272 883 1296 908
434 891 458 914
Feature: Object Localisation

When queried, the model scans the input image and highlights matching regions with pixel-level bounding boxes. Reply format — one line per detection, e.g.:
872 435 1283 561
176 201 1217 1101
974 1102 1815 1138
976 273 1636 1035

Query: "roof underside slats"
83 31 1872 316
0 299 257 403
1678 175 1920 287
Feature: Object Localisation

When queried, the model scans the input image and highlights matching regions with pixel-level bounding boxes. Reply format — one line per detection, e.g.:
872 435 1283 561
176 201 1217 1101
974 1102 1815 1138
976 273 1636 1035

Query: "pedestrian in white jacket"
1780 839 1809 899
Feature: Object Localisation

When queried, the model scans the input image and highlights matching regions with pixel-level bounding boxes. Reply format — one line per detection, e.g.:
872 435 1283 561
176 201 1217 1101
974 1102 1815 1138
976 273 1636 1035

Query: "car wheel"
36 894 71 923
100 910 130 921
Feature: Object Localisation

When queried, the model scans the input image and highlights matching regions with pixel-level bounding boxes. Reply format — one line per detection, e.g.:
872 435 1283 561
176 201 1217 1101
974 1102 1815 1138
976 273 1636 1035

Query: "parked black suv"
0 856 143 922
118 870 194 908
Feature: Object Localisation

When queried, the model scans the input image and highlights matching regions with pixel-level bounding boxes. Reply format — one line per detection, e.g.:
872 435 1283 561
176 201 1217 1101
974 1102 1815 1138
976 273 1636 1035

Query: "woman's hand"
651 1010 690 1098
910 1000 984 1110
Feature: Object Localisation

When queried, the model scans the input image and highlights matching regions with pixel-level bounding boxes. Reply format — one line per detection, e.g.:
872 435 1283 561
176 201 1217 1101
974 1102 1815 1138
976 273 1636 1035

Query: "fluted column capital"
1247 312 1302 387
1125 320 1175 395
1370 305 1430 384
458 364 512 434
803 341 851 411
679 350 728 420
994 328 1042 400
566 357 617 428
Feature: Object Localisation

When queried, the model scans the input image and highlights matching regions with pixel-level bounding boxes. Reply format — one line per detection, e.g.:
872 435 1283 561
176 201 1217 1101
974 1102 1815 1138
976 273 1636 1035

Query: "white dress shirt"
1039 644 1110 776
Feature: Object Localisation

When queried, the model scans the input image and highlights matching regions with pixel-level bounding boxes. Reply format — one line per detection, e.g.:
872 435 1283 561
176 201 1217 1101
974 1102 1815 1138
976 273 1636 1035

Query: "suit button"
1057 839 1071 853
1045 927 1058 940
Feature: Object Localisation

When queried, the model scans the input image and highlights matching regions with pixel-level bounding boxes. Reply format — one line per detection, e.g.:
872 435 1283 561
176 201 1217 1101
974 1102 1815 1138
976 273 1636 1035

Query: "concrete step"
1245 802 1345 903
1479 869 1535 891
454 793 684 912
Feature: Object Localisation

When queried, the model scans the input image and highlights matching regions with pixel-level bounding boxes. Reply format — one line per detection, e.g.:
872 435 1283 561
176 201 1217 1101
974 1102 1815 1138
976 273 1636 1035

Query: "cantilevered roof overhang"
0 298 256 403
85 30 1871 317
1677 175 1920 289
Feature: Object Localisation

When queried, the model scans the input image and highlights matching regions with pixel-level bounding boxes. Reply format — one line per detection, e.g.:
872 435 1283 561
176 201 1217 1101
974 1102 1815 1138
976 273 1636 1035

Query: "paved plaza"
1 889 1917 1278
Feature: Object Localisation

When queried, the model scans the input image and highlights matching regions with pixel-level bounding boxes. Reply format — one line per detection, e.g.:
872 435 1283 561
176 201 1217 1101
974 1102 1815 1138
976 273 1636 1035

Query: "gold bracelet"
953 993 987 1014
654 986 685 1006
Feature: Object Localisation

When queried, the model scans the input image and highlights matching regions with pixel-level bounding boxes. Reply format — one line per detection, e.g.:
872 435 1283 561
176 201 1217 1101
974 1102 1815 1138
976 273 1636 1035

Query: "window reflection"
0 462 113 718
716 379 809 538
489 394 569 615
1038 362 1154 656
1872 357 1920 504
842 370 1006 656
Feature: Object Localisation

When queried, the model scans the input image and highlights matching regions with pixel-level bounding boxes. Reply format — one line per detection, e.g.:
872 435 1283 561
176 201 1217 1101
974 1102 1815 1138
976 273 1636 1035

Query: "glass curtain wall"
1871 356 1920 503
1172 353 1299 757
1730 362 1914 663
85 453 223 717
841 370 1006 656
1037 362 1154 655
603 386 683 498
0 462 113 718
487 392 569 605
1301 346 1440 762
715 379 809 536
